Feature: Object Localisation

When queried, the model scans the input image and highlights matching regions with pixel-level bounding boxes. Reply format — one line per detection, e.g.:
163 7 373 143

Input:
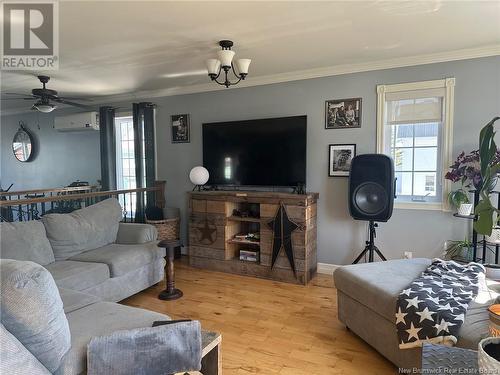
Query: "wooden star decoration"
267 203 299 277
198 218 217 244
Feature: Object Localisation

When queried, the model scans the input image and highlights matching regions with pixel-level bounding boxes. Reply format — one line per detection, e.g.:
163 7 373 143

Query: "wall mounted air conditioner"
54 112 99 132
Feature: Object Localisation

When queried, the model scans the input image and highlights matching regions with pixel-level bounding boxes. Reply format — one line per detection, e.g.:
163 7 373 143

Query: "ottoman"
333 258 491 370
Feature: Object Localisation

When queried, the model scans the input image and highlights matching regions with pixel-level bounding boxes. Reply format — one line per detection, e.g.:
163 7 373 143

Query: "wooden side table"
200 331 222 375
158 240 183 300
175 330 222 375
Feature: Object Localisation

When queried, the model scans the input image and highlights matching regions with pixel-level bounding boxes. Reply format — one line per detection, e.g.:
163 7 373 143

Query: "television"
203 115 307 187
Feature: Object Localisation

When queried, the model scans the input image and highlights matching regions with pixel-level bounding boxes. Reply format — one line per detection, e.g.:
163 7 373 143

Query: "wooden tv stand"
188 191 318 285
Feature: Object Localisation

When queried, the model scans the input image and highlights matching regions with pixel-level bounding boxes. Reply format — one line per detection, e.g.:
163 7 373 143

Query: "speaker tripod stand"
353 221 387 264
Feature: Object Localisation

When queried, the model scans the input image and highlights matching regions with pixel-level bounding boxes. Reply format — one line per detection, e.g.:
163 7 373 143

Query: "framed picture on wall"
171 114 190 143
329 144 356 177
325 98 362 129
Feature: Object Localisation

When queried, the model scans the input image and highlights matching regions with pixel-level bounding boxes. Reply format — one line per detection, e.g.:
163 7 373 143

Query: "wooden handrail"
0 185 100 197
0 184 165 207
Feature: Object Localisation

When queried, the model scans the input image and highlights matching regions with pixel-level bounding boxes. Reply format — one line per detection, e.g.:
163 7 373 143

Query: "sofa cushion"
56 302 169 375
116 223 158 244
41 198 123 261
69 242 165 277
455 278 499 350
333 258 431 321
0 260 71 373
456 300 491 350
0 324 51 375
0 221 55 266
44 261 110 291
58 288 101 314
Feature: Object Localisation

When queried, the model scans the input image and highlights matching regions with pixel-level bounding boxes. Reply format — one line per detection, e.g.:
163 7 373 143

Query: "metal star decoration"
267 203 299 277
198 219 217 244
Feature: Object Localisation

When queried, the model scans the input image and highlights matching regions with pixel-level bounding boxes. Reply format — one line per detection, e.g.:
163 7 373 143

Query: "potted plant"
475 117 500 236
448 189 472 216
444 238 473 261
445 149 487 190
445 117 500 234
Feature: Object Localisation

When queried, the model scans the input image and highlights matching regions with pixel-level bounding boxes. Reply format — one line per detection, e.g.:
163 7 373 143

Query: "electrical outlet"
404 251 413 259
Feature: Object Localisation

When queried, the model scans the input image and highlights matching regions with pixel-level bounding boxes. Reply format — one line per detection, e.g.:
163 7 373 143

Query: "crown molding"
2 44 499 116
101 44 500 103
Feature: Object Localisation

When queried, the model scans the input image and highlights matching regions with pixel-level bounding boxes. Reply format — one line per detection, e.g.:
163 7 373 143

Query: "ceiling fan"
2 75 91 113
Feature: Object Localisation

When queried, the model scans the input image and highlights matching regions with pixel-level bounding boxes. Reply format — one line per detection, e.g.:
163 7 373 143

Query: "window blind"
386 87 444 125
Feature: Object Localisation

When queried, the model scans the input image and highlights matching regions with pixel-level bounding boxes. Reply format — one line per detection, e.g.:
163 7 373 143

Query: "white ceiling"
1 0 499 112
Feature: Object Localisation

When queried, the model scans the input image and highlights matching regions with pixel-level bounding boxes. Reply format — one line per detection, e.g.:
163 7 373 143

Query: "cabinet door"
189 214 225 250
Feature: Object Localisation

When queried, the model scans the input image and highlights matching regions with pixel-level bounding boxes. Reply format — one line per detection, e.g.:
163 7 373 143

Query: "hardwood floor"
121 258 397 374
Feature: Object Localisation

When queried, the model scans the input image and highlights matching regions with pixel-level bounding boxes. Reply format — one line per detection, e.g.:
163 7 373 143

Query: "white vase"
486 227 500 244
478 337 500 372
458 203 473 216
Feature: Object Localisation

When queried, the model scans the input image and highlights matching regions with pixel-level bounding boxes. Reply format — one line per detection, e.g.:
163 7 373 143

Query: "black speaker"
349 154 395 222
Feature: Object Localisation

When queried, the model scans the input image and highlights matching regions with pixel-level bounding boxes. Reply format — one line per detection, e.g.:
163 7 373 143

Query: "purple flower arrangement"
445 150 500 189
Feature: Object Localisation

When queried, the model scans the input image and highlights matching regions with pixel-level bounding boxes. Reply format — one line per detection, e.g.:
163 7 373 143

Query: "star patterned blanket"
396 259 485 349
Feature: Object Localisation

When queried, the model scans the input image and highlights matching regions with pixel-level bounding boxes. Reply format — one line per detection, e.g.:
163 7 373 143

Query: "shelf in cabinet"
227 238 260 246
237 258 260 265
227 216 262 223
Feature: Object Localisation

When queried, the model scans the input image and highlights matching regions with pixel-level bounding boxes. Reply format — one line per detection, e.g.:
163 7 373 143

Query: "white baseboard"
317 262 339 275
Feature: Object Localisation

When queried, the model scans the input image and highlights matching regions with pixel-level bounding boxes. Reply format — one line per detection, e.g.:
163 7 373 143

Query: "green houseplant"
448 189 472 215
475 117 500 236
448 189 470 207
444 238 473 260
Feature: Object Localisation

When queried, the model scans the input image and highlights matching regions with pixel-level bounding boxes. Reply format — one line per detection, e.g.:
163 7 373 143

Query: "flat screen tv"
203 115 306 187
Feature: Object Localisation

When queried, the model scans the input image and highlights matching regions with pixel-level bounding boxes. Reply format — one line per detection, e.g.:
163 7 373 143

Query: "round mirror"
12 127 34 162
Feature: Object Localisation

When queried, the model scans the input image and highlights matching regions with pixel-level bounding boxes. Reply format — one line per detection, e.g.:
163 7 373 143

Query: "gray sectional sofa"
0 198 202 374
1 198 165 302
334 258 496 370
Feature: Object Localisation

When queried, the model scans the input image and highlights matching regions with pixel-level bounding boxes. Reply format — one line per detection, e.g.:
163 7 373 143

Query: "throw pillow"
42 198 123 260
0 221 55 265
0 259 71 372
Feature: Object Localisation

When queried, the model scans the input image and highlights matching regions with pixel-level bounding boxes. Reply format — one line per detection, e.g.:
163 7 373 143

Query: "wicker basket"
145 216 180 241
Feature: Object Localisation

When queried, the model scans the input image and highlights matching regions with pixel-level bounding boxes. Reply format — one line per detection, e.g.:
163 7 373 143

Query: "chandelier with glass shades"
205 40 251 88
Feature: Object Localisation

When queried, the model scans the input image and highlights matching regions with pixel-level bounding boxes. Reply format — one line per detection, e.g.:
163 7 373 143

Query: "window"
115 116 136 190
114 115 147 216
377 78 455 209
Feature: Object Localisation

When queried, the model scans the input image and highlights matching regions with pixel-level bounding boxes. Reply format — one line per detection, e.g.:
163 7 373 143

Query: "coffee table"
200 330 222 375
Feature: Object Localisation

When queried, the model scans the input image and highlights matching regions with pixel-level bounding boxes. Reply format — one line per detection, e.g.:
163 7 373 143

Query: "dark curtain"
99 106 116 191
133 102 156 222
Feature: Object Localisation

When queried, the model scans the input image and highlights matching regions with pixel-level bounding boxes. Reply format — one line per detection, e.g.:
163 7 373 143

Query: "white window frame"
376 78 455 210
114 115 135 191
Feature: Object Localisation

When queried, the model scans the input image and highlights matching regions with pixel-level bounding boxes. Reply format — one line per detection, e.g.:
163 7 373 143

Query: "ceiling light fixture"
205 40 251 88
32 101 56 113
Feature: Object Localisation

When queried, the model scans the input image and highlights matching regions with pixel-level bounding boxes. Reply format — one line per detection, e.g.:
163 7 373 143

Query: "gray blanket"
87 320 202 375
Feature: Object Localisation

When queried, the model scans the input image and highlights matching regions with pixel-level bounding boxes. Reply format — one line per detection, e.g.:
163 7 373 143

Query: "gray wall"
1 56 497 265
0 111 101 191
149 56 498 265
